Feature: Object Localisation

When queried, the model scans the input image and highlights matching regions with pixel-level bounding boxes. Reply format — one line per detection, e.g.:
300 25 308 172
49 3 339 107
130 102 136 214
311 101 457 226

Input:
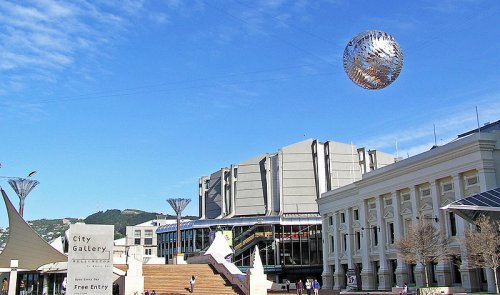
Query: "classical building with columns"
317 120 500 292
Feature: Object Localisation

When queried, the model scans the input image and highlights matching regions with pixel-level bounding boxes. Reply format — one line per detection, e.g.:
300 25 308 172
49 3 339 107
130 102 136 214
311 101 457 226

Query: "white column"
345 209 354 269
360 199 376 290
376 196 391 290
409 186 425 287
322 214 333 289
430 181 452 286
453 174 480 292
8 260 18 295
409 186 419 220
478 166 496 191
392 191 408 286
333 212 344 290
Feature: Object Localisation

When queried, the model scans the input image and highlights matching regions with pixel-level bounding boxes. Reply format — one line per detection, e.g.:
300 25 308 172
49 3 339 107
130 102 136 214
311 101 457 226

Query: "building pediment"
368 212 377 222
420 202 433 211
400 206 413 216
384 211 394 219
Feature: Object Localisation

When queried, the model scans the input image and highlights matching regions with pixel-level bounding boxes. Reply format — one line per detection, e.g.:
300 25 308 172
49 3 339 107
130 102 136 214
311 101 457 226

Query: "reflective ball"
343 30 403 90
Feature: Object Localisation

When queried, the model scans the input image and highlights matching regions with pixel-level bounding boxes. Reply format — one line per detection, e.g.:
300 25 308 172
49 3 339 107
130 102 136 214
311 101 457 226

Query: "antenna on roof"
433 124 437 146
476 106 481 135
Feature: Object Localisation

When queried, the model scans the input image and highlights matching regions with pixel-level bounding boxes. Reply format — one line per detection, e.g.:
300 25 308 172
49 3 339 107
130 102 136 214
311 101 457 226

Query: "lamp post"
8 177 39 218
167 198 191 264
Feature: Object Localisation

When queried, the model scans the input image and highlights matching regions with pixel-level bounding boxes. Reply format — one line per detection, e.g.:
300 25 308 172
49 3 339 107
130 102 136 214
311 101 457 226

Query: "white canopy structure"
0 188 68 270
441 187 500 223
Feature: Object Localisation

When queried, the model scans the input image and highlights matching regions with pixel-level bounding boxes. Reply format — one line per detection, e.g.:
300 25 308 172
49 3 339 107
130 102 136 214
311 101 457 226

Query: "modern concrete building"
158 139 395 283
317 120 500 292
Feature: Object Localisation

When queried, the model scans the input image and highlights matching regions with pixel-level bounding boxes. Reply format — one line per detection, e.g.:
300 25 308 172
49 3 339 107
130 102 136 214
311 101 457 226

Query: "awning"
0 188 68 270
441 187 500 223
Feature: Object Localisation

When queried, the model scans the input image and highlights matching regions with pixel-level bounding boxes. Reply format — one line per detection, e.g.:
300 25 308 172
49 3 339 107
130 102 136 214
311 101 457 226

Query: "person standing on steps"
189 275 196 293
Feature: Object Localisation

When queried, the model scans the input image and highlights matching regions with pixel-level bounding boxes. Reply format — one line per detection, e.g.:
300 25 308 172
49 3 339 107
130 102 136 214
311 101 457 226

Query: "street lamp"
166 198 191 264
8 177 39 218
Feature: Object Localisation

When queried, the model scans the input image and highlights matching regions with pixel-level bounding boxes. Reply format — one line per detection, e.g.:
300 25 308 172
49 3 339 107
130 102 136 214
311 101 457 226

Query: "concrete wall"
206 170 223 219
281 140 318 214
234 155 267 216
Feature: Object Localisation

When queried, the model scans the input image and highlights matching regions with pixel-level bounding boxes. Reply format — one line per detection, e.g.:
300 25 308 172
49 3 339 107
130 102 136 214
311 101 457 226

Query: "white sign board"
67 224 114 295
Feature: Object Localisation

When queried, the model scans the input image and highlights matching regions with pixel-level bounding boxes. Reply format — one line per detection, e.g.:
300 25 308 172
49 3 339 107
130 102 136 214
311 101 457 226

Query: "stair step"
142 264 244 295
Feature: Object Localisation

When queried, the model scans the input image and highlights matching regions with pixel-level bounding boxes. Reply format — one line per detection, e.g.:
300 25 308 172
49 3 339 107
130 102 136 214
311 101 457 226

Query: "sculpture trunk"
176 214 181 254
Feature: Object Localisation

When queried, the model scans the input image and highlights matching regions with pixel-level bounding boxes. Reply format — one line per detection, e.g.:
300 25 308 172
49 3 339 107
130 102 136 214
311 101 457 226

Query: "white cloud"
358 90 500 157
0 0 171 95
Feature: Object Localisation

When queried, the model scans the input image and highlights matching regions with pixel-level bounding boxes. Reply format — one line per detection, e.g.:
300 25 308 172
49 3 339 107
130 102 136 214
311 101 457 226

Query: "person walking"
151 290 157 295
313 279 320 295
189 275 196 293
19 280 26 295
1 278 8 295
285 279 290 293
144 290 150 295
305 280 312 295
296 280 303 295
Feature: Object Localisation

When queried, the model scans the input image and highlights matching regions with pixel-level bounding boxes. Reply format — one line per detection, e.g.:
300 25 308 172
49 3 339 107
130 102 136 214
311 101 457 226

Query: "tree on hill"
464 216 500 294
84 209 162 239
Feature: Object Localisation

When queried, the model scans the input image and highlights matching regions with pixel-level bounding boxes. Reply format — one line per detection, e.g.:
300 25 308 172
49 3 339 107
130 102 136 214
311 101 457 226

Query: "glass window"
449 212 457 236
134 230 141 237
145 229 153 237
356 232 361 249
442 182 453 192
134 238 141 245
144 238 153 245
353 209 359 220
341 212 346 223
388 223 395 244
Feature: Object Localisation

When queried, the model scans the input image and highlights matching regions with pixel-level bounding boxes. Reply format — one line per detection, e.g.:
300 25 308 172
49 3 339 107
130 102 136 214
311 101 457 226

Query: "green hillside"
0 209 199 246
84 209 173 239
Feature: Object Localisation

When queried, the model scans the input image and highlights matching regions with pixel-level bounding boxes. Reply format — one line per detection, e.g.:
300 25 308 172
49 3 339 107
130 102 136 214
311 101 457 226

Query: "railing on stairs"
188 253 248 295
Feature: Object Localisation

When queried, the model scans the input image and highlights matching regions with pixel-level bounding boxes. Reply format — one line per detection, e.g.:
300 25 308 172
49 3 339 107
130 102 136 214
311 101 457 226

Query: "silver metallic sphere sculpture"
343 30 403 90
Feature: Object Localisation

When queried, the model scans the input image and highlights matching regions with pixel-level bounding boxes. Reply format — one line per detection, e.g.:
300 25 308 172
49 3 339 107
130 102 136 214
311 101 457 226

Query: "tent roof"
441 187 500 223
0 188 68 269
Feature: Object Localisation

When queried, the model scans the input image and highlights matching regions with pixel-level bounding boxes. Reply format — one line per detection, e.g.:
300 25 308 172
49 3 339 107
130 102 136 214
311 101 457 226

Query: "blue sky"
0 0 499 228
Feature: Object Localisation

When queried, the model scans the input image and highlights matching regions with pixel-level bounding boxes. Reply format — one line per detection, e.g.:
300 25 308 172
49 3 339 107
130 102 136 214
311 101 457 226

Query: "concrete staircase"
143 264 244 295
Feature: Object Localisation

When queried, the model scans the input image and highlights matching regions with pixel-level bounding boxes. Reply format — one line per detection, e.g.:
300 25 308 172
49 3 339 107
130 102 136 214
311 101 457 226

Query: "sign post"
67 224 114 295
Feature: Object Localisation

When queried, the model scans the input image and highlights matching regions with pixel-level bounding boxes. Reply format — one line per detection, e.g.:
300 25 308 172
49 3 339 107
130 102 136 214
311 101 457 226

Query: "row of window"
329 212 457 253
134 229 154 238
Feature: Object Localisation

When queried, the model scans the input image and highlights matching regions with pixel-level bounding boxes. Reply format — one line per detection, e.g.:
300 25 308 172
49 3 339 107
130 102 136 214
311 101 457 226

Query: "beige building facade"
318 123 500 292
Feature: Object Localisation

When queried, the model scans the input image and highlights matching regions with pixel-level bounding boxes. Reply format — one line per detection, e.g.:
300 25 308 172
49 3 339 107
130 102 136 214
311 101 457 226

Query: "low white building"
125 217 187 259
317 120 500 292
